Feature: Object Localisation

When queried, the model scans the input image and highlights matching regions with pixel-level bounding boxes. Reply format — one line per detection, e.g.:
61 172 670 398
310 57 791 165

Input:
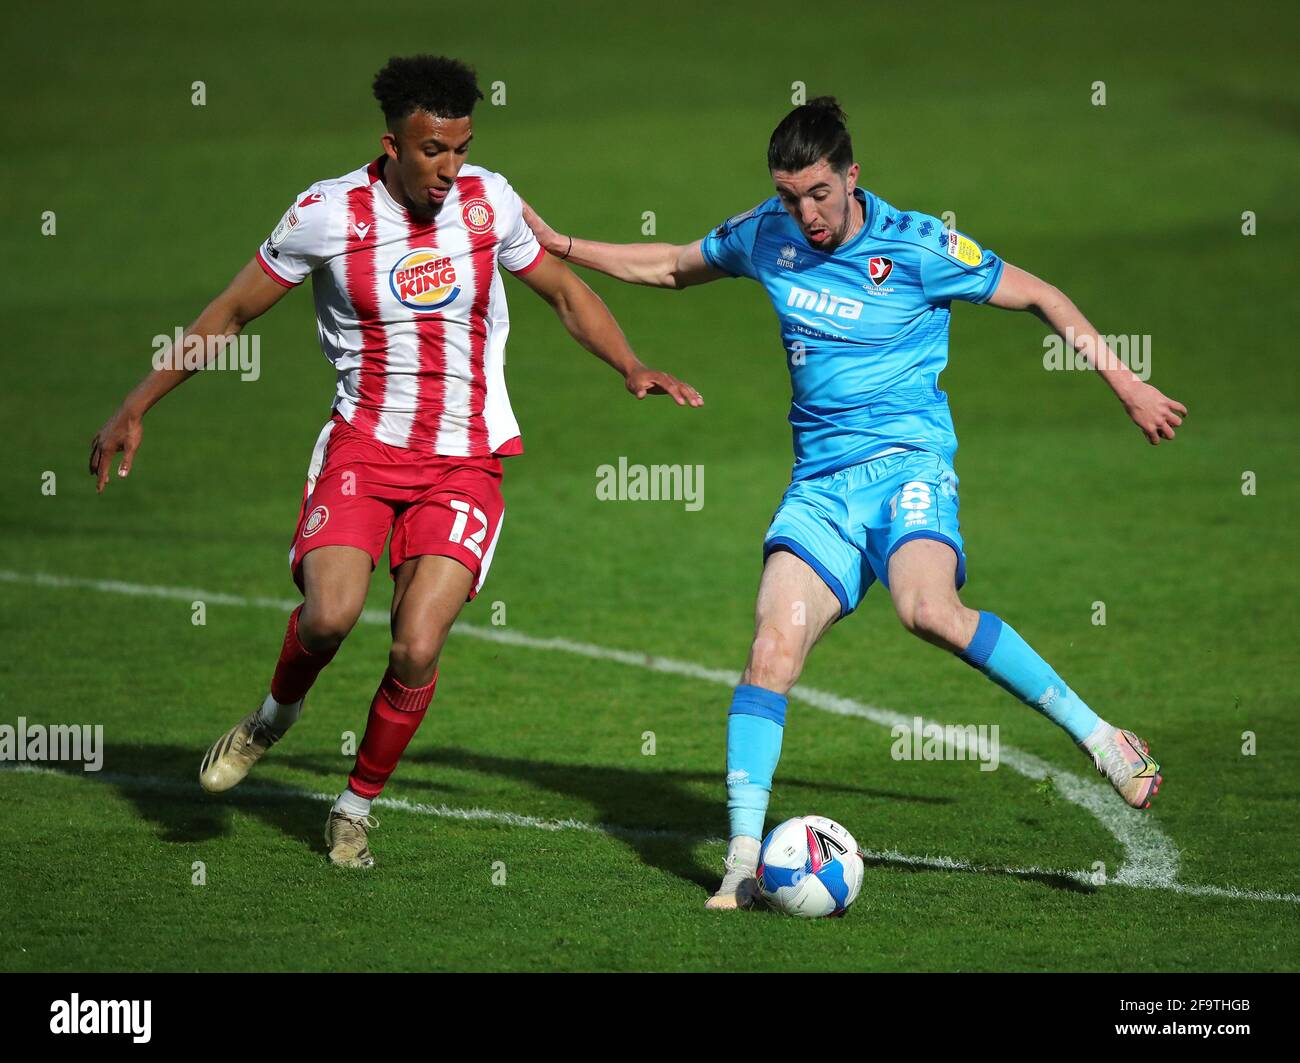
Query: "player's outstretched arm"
513 252 703 406
89 259 293 492
522 200 724 290
988 262 1187 446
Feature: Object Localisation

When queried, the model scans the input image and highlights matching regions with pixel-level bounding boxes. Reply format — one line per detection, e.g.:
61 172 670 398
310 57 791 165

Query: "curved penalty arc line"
0 567 1241 901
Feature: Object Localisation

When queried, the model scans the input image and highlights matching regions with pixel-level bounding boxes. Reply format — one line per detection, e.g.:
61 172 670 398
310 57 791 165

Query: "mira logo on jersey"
389 249 461 311
785 285 864 335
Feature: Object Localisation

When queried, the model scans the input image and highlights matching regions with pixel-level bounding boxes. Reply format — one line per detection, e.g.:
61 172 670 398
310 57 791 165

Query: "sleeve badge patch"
715 205 759 238
945 229 983 266
268 205 300 248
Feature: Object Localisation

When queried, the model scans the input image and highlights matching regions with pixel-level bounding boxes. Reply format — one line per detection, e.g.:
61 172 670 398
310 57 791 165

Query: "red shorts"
289 414 505 599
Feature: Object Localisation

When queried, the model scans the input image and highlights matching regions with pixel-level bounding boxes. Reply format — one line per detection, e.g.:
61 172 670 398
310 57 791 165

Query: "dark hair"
767 96 854 174
372 55 483 126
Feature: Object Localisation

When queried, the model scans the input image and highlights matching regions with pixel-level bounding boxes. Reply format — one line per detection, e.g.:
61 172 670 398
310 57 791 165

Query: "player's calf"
198 604 345 794
952 612 1164 808
269 603 343 709
319 668 438 866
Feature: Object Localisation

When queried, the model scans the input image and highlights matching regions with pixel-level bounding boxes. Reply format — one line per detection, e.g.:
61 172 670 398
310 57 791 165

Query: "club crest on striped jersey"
461 197 495 235
302 505 329 538
389 249 461 311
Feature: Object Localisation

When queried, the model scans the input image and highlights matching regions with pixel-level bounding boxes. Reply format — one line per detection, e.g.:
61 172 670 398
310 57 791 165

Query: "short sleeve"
256 190 330 288
919 228 1005 306
699 205 764 280
494 182 545 275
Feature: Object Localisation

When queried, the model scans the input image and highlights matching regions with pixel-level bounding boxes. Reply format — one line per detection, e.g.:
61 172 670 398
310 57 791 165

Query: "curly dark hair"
372 55 483 126
767 96 854 175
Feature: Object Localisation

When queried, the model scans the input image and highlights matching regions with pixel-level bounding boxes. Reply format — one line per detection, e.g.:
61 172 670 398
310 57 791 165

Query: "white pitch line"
0 568 1286 904
4 762 1297 904
0 763 722 843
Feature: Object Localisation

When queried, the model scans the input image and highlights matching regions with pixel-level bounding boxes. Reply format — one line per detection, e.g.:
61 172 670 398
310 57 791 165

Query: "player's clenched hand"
520 199 567 258
89 408 143 492
626 367 704 407
1120 381 1186 445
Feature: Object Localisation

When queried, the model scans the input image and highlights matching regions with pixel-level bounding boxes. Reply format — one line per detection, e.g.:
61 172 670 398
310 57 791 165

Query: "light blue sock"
726 684 787 840
958 611 1102 742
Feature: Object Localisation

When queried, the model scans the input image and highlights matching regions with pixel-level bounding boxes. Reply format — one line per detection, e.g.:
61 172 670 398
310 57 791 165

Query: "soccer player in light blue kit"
523 98 1187 908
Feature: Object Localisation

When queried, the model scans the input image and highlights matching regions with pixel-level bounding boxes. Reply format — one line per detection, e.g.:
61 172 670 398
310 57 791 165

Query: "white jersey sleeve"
256 188 334 287
492 180 545 274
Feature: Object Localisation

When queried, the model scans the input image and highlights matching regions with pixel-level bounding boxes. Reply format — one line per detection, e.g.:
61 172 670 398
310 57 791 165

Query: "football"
757 815 865 917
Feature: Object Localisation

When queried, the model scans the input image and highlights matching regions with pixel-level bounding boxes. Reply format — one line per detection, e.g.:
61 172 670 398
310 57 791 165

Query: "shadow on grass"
55 743 329 859
7 741 1091 898
403 746 956 895
860 852 1096 895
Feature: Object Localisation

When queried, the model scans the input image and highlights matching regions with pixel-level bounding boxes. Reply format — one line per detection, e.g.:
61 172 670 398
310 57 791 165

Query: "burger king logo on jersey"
389 249 461 311
462 197 495 235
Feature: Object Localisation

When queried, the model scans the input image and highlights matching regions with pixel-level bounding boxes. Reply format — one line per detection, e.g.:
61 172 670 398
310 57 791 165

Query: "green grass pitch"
1 0 1297 971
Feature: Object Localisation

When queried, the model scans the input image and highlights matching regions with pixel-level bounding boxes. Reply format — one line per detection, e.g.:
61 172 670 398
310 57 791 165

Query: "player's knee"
388 637 442 687
298 599 360 650
744 627 802 694
897 594 958 643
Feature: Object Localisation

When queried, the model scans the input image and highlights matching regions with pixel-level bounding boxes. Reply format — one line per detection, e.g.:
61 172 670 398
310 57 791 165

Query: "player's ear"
845 161 860 195
380 127 400 162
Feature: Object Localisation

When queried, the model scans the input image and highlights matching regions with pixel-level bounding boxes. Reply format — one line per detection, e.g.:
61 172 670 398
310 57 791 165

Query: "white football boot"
1081 723 1162 809
198 694 300 793
705 836 761 910
325 810 378 868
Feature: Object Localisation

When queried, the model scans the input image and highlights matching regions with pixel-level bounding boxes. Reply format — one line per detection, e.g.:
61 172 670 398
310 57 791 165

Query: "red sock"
269 606 339 704
347 669 437 799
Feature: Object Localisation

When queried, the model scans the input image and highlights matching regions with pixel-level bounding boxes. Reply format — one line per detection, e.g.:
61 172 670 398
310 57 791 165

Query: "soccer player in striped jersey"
523 97 1185 909
89 55 702 868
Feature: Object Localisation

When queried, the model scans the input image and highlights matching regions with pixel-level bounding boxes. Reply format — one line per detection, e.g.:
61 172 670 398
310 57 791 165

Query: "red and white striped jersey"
256 158 545 456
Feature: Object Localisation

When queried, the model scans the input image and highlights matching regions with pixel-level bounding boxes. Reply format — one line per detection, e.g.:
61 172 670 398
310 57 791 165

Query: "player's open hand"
626 367 704 407
89 408 143 492
520 199 567 258
1121 381 1186 445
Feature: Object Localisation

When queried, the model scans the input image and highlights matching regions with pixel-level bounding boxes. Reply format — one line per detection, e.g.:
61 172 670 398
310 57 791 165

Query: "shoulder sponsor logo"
389 248 461 311
268 205 299 249
462 197 495 234
298 191 325 208
785 285 864 333
714 204 759 239
945 229 983 266
777 243 798 269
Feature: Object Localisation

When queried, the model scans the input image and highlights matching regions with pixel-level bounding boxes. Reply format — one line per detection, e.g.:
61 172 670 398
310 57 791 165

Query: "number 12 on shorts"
448 499 488 559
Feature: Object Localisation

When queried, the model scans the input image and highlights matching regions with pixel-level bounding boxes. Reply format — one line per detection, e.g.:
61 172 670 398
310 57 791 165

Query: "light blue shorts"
763 450 967 617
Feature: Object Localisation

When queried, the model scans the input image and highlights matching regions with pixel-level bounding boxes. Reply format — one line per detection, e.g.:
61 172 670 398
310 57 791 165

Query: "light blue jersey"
712 189 1113 851
699 188 1003 481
